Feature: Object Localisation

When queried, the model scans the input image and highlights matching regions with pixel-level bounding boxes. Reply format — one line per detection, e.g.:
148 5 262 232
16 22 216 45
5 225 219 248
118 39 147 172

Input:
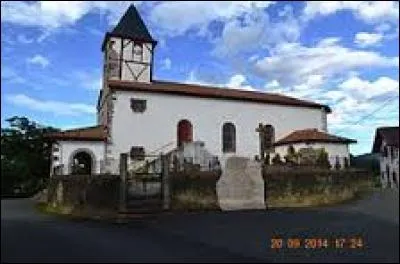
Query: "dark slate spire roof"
112 4 155 42
101 4 156 51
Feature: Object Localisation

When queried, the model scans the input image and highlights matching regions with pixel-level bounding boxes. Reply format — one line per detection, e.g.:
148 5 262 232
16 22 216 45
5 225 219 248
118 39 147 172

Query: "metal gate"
120 153 169 213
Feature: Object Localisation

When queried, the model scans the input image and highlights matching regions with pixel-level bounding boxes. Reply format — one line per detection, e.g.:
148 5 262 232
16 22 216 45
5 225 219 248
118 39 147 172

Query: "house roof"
45 125 106 141
273 128 357 146
108 80 332 113
372 126 399 153
101 4 156 51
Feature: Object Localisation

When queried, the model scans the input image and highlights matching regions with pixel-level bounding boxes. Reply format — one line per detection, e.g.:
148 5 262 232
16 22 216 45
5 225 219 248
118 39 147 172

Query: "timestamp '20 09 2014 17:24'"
270 238 364 249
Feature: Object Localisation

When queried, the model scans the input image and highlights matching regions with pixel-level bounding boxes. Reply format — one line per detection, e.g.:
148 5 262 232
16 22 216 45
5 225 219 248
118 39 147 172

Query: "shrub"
316 148 331 169
284 145 298 165
344 157 350 169
272 153 283 165
264 153 270 166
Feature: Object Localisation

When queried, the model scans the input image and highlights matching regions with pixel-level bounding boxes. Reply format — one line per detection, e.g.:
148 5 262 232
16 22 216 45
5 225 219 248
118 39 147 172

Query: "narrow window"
222 122 236 153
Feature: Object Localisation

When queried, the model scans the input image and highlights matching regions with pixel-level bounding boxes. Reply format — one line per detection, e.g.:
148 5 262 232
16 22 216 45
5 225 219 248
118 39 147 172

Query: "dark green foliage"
263 166 373 202
1 116 59 197
264 153 270 166
284 145 298 165
316 148 331 169
344 157 350 169
272 153 283 165
351 153 380 174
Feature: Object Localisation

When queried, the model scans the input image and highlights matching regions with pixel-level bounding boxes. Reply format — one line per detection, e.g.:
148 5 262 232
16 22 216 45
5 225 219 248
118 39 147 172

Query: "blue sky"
1 1 399 155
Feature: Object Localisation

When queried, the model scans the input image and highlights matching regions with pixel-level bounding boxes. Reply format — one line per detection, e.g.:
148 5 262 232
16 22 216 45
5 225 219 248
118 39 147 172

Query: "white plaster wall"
274 142 350 168
51 141 105 174
109 90 327 173
379 141 399 189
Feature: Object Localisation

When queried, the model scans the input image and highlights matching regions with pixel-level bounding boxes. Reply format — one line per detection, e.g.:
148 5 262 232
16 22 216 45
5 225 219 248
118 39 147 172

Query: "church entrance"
177 119 193 147
70 151 93 175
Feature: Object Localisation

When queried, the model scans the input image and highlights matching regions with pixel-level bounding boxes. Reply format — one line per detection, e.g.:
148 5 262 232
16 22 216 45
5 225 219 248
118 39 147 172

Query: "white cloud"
0 1 142 30
339 76 399 99
265 80 280 89
225 74 256 91
27 55 50 68
185 72 255 91
5 94 95 116
148 1 275 37
253 40 398 86
317 37 341 47
354 32 383 47
303 1 399 25
212 4 300 57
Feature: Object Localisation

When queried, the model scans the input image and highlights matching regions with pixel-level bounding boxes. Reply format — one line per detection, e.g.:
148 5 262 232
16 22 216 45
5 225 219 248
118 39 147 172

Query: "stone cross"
256 123 267 160
256 123 274 160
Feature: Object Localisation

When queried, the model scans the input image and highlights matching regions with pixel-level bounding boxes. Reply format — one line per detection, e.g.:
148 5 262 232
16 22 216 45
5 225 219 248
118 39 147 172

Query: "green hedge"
263 165 373 200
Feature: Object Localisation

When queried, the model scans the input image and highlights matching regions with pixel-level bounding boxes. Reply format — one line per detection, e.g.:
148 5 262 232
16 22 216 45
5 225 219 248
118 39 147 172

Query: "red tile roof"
274 129 357 146
372 126 399 153
108 80 332 113
45 125 106 141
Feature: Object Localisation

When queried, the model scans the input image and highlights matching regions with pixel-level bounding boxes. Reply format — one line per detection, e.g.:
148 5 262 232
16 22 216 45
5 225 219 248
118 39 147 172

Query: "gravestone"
216 156 266 210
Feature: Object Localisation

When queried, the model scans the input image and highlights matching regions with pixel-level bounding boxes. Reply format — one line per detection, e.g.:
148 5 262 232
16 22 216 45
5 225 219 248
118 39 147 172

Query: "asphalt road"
1 192 399 263
1 199 260 263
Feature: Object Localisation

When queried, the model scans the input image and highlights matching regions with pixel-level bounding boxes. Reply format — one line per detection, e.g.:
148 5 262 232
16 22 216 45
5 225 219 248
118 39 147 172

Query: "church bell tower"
101 4 157 83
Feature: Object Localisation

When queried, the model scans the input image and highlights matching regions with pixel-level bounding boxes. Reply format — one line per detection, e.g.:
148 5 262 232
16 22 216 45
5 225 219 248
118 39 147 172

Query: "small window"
130 98 146 113
53 156 59 161
133 43 143 61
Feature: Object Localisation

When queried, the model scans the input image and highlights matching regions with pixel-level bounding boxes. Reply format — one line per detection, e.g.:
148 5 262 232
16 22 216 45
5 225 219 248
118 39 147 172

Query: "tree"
1 116 59 196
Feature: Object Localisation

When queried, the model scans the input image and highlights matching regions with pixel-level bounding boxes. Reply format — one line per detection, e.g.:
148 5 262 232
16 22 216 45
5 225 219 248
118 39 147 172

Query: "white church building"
46 5 356 176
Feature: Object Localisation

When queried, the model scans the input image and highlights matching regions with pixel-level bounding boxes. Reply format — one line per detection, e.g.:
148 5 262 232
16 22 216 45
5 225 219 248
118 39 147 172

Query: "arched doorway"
177 119 193 147
70 151 93 175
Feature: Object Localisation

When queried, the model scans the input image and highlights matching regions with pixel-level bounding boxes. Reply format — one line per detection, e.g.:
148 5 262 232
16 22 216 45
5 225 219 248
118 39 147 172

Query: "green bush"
272 153 283 165
264 167 373 206
316 148 331 169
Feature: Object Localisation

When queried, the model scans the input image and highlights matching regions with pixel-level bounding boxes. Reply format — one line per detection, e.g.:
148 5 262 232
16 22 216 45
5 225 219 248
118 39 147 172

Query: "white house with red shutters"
46 5 356 176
